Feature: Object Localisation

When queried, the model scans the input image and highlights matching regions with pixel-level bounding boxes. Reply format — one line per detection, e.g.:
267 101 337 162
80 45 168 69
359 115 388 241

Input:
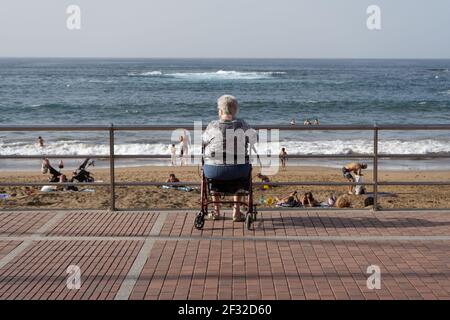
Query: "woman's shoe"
208 210 221 220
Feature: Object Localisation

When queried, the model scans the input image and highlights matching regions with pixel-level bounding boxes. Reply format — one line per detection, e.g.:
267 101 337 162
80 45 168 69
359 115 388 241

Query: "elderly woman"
202 95 257 222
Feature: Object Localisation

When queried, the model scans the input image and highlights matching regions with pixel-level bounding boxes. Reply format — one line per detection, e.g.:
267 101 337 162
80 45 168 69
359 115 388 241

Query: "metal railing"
1 124 450 211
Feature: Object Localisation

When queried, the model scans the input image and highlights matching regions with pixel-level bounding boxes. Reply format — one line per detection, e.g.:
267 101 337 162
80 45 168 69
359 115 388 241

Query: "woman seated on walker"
202 95 257 222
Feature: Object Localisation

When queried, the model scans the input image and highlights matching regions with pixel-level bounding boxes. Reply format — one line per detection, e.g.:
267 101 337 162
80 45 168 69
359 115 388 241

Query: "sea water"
0 58 449 170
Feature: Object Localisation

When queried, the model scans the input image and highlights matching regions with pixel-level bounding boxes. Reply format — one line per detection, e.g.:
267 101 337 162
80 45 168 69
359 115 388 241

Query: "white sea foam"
127 71 163 77
87 79 115 83
1 139 450 157
127 70 285 80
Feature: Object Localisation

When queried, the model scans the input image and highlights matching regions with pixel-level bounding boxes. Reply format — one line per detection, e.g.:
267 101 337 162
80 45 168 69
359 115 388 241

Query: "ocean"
0 58 449 171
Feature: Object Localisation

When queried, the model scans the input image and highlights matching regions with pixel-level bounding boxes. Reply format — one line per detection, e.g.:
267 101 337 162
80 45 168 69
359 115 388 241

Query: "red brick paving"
0 210 448 300
46 211 159 237
0 240 142 300
0 212 55 236
160 211 450 237
130 240 449 300
0 241 22 260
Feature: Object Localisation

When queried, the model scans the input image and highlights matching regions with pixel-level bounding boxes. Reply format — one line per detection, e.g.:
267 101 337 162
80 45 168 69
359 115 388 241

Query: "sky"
0 0 449 59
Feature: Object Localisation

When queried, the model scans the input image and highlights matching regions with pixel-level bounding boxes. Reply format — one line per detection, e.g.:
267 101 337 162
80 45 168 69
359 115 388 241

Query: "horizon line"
1 56 450 60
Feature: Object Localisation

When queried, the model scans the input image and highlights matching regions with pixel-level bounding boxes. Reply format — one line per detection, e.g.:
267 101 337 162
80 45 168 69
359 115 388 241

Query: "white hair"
217 95 238 116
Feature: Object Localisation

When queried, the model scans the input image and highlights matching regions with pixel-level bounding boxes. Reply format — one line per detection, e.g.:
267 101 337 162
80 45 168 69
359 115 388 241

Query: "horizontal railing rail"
1 123 450 211
1 124 450 131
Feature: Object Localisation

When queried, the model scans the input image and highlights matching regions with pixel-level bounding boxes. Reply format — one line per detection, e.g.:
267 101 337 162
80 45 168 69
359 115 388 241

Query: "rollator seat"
203 163 252 196
207 177 250 196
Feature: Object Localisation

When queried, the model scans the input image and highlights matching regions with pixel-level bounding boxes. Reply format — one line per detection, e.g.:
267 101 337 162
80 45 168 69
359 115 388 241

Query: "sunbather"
41 159 78 191
42 158 62 182
301 192 318 207
276 191 300 207
167 173 180 183
256 173 270 183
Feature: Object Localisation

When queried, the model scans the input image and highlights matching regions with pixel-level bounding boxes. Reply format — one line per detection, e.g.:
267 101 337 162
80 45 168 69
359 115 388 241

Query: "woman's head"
217 95 238 119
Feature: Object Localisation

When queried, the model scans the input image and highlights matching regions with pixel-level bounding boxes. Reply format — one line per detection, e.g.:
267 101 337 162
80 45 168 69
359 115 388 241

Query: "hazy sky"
1 0 449 58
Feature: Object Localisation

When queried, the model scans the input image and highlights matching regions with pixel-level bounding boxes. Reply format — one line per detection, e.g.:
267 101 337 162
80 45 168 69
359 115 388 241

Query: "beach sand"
0 166 449 210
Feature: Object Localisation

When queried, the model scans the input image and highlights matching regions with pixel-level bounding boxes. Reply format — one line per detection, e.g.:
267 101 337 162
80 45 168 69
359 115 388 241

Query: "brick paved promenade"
0 210 448 300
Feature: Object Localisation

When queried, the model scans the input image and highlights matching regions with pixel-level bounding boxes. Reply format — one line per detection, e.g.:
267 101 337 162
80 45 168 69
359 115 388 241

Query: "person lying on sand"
41 159 78 191
166 173 180 183
256 173 270 183
162 173 195 192
275 191 300 207
42 158 62 182
301 192 318 207
256 173 272 190
342 162 368 194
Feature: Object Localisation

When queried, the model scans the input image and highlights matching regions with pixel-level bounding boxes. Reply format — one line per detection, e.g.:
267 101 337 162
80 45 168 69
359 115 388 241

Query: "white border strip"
114 212 168 300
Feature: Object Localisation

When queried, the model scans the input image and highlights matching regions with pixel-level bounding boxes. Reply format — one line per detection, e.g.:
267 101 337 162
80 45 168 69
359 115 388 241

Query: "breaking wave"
2 139 450 157
127 70 286 80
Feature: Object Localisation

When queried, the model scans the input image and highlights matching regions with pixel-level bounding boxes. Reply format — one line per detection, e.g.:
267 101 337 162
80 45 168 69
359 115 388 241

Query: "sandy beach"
1 165 449 210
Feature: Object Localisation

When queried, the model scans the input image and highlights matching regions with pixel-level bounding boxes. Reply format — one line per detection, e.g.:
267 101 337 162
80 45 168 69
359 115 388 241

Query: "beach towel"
0 194 10 199
41 186 57 192
276 200 301 208
161 185 194 192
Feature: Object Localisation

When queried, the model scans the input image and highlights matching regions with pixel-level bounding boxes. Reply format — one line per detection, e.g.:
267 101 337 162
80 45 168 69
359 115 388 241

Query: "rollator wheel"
194 212 205 230
245 213 252 231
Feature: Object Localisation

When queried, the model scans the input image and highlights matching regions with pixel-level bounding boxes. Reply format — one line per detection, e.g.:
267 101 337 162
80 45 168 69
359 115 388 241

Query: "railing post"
109 124 116 211
373 124 379 212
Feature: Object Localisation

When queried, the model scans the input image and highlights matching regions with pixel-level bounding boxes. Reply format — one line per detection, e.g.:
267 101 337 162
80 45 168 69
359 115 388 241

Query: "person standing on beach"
279 147 288 170
179 130 190 166
170 144 177 166
342 162 367 194
314 118 320 125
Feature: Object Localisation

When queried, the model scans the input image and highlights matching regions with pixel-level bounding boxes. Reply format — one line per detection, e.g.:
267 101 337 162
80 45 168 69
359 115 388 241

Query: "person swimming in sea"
290 116 296 125
37 136 44 148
